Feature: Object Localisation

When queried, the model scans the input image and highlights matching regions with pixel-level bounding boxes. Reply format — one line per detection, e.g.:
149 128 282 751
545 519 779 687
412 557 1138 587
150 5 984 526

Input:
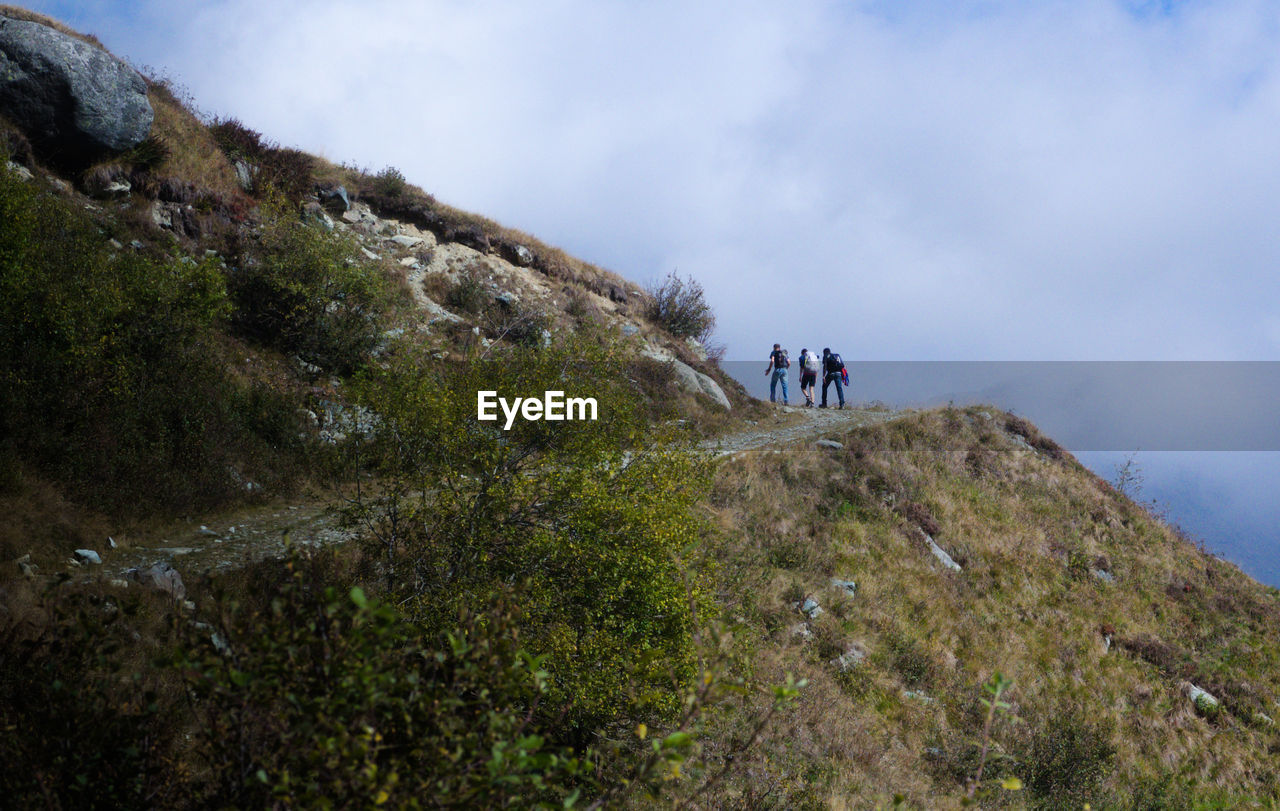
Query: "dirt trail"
701 405 909 457
101 406 910 578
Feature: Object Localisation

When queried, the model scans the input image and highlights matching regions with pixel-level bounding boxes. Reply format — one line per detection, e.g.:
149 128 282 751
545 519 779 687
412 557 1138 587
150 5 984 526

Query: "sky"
22 0 1280 362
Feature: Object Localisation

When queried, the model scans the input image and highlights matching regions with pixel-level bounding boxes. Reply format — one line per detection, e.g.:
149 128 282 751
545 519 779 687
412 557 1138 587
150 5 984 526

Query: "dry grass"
0 5 103 46
696 406 1280 806
146 81 242 201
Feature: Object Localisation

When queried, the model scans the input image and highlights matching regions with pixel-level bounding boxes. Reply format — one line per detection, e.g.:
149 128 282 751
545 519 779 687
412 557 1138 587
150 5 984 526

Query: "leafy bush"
209 117 316 198
0 164 302 512
229 192 394 373
0 588 181 808
180 554 589 808
350 336 712 734
1018 701 1115 807
646 271 716 341
445 266 489 313
370 165 407 197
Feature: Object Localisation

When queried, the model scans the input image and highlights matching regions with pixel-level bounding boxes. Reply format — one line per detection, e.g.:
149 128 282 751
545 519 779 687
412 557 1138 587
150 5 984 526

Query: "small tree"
349 335 713 733
646 271 716 342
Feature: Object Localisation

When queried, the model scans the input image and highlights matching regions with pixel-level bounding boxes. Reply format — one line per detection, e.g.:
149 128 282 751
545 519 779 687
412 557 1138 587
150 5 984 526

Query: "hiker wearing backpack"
820 347 846 409
765 343 790 404
798 347 819 407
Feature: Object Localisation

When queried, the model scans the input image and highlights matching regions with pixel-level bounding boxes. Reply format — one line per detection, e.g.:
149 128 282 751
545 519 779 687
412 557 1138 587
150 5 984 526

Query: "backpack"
803 352 820 373
773 349 789 369
827 352 843 374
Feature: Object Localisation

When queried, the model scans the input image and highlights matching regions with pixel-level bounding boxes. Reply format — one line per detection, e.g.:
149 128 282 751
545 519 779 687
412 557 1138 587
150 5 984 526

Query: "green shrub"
445 266 489 313
370 165 408 197
350 335 712 734
229 191 393 373
0 589 181 808
646 271 716 341
180 554 589 808
209 117 315 198
0 165 302 512
1018 701 1115 807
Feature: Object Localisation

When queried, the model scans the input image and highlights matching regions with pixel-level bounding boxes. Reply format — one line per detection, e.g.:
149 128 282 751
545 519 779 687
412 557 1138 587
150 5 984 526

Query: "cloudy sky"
24 0 1280 361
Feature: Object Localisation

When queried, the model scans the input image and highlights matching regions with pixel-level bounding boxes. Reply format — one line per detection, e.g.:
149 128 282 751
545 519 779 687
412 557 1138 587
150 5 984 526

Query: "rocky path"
99 405 910 578
700 405 910 457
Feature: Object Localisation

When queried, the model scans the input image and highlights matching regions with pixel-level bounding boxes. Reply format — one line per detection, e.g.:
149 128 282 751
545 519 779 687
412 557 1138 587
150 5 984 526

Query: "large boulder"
640 344 732 410
0 15 153 170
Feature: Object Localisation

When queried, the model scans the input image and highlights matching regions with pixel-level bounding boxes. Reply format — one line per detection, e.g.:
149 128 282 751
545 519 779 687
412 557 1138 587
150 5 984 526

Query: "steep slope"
697 407 1280 807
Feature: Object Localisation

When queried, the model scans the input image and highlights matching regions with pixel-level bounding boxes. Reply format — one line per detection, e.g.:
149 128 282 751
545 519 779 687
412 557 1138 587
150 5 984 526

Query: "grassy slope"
700 407 1280 808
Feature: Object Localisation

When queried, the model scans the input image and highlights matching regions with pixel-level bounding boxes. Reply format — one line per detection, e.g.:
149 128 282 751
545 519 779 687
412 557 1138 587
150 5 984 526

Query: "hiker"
820 347 846 409
797 347 818 407
765 343 789 404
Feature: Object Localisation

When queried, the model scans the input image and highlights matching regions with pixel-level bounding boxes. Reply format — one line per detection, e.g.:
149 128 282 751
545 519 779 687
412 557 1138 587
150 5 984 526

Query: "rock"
18 560 36 579
0 15 153 169
233 159 255 192
795 597 823 619
301 201 334 230
108 578 128 588
318 184 349 213
540 328 552 348
789 622 813 640
494 291 518 307
686 336 708 361
511 244 534 266
84 170 130 198
1182 682 1219 711
360 247 380 261
73 548 101 565
607 284 628 304
398 256 419 267
107 238 123 250
815 439 844 450
390 234 424 249
832 644 867 672
5 159 32 180
641 346 731 409
107 536 117 549
150 199 172 229
831 578 857 596
620 323 640 337
903 690 935 704
198 525 217 537
1091 568 1116 584
128 239 143 250
693 369 731 410
126 561 186 601
924 534 962 572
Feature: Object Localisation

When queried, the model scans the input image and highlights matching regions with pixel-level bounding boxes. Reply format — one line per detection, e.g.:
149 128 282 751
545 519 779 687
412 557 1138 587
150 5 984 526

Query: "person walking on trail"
766 343 790 404
820 347 846 409
798 347 819 407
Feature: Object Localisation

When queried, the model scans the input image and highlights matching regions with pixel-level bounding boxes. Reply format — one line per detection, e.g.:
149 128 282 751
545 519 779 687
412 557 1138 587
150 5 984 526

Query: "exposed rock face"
639 345 731 410
0 15 153 169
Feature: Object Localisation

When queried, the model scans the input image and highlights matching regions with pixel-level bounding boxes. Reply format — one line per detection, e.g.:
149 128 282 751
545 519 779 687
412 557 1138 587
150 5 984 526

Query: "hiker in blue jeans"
820 347 845 409
766 343 789 404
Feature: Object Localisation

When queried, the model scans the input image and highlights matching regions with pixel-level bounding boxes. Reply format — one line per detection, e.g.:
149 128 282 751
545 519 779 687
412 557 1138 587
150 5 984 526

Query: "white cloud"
27 0 1280 359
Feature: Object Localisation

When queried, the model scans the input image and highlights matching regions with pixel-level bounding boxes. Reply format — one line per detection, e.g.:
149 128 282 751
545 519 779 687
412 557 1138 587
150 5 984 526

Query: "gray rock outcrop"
0 15 153 169
640 344 731 409
924 534 962 572
127 561 186 602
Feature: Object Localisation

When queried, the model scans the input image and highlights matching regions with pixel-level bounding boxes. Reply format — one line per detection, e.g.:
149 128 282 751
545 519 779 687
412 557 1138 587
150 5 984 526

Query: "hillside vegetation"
2 7 1279 809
